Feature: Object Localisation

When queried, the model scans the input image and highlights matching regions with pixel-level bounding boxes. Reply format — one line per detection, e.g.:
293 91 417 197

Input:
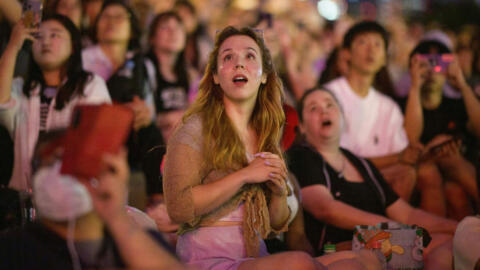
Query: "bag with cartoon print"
352 222 425 270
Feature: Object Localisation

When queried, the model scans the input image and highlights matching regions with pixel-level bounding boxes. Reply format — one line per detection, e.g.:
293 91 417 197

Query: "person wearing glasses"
82 0 163 176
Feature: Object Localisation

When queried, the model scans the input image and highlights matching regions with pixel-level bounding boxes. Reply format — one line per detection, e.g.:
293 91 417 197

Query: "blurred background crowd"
1 0 479 231
0 1 479 268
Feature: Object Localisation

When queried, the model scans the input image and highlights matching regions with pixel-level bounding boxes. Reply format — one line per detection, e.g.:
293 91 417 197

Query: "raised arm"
448 57 480 139
404 55 429 143
0 20 34 104
88 150 185 270
301 185 391 230
0 0 21 26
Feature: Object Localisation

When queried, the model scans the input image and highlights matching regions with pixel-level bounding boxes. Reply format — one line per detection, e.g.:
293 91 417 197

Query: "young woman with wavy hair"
162 26 378 270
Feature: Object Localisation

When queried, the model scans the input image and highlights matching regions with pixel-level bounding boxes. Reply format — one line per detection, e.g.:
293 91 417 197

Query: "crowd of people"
0 0 479 269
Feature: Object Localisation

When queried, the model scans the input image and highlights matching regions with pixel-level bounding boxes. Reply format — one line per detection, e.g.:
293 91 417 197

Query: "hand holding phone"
417 54 454 73
9 20 37 52
61 104 134 179
421 136 461 162
22 0 43 30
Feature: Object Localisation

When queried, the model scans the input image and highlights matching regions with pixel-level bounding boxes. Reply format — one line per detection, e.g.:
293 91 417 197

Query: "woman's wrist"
6 38 23 54
233 169 249 187
270 188 288 197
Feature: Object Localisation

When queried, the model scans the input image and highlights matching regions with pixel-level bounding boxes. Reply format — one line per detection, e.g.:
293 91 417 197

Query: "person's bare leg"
438 155 478 201
381 164 417 201
317 250 381 270
424 233 452 257
238 251 325 270
417 162 447 216
444 181 474 221
424 239 453 270
315 250 357 265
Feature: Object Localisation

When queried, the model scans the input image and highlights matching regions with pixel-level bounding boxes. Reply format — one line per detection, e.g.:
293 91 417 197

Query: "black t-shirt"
146 53 189 113
286 144 399 256
105 53 164 170
0 222 174 270
107 53 148 103
398 95 478 160
0 125 13 187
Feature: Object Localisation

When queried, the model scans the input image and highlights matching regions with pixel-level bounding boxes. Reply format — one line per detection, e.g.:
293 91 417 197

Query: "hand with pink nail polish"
239 152 288 196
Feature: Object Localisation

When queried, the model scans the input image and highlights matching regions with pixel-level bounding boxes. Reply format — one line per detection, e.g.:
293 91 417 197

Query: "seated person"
453 215 480 269
163 26 380 270
0 14 111 192
146 11 199 143
82 0 164 171
402 39 480 219
0 131 184 270
287 87 458 269
324 21 421 201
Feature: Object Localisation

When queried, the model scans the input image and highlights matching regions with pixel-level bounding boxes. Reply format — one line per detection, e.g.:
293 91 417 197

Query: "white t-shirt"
324 77 408 158
0 75 111 191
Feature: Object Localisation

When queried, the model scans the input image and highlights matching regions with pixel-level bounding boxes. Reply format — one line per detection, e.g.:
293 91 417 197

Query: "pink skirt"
176 205 269 270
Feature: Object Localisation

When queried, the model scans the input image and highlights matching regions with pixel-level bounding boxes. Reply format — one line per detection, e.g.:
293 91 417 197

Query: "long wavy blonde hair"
183 26 285 170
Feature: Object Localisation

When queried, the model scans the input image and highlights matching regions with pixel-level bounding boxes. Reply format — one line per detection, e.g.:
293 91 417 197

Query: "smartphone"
22 0 43 29
418 54 454 73
421 137 460 161
61 104 134 179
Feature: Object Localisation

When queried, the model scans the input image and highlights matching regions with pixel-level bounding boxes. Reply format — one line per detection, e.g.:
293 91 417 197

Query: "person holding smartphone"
402 39 480 220
0 14 111 192
0 132 185 270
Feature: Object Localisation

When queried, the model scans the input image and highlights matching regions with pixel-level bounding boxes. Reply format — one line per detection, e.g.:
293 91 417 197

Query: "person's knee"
437 153 465 169
395 172 417 200
417 163 443 189
444 182 472 216
384 165 417 200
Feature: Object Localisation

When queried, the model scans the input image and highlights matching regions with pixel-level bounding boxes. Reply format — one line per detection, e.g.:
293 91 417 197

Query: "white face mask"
33 161 93 221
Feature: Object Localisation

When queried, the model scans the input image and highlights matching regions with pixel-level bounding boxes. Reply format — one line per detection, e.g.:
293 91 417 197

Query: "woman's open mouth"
322 120 332 127
232 75 248 86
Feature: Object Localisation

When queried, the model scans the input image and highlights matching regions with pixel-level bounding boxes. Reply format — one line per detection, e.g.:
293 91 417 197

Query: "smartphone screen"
22 0 43 29
418 54 454 73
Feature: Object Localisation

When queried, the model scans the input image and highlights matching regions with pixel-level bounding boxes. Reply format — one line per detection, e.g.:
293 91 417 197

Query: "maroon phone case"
61 104 134 179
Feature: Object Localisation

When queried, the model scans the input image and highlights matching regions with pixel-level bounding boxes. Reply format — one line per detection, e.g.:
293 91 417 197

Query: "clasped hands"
241 152 288 197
